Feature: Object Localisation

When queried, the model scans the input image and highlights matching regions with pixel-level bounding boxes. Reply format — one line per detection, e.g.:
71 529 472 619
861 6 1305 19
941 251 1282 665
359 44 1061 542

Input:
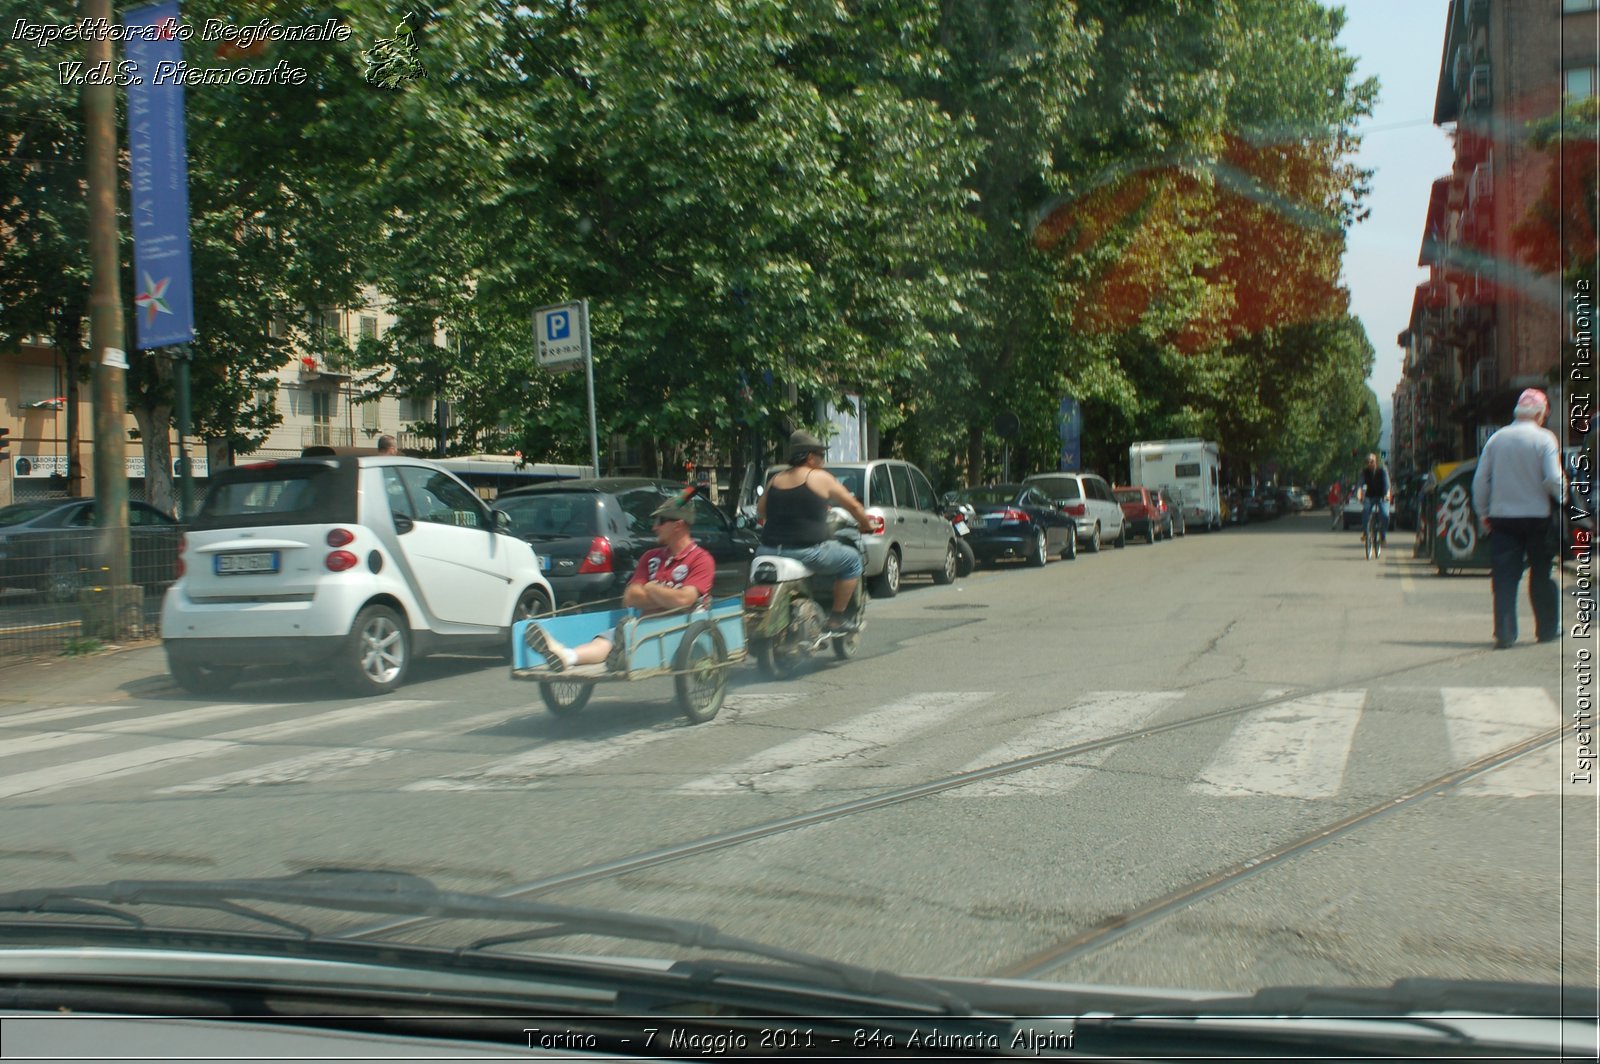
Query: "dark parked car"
1113 486 1164 543
1156 486 1186 537
948 484 1077 566
493 478 758 606
0 498 183 601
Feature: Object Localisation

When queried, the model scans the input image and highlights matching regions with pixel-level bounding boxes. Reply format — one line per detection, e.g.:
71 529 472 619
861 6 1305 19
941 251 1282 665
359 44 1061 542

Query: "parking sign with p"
534 301 587 371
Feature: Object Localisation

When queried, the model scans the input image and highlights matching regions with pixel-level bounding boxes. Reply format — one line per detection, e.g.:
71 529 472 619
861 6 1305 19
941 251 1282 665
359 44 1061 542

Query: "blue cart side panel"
512 609 633 672
710 596 746 653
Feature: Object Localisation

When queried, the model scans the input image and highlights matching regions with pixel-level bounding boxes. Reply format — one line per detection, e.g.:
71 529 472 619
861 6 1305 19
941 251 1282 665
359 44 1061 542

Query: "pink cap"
1514 388 1548 418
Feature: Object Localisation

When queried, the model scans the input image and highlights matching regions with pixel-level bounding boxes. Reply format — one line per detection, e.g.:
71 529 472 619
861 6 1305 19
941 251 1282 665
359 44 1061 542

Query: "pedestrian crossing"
0 685 1587 805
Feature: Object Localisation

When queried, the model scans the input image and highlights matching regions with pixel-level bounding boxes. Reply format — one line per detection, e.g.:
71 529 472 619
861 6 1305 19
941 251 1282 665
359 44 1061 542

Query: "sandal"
523 624 565 672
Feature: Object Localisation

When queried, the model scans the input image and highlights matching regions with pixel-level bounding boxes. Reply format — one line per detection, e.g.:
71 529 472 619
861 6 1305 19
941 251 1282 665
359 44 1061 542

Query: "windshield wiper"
0 868 975 1016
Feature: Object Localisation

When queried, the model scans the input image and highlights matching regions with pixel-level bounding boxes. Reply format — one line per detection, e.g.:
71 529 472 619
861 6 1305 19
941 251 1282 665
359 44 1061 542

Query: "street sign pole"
174 345 193 520
581 300 600 476
535 299 600 476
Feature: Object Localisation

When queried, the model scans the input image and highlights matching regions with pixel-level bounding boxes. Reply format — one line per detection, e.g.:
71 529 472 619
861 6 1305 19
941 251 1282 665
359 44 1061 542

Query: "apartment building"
1 287 423 508
1392 0 1597 481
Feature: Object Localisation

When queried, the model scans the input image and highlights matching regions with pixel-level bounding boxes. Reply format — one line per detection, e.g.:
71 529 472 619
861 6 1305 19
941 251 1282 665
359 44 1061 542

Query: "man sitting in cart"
523 492 714 671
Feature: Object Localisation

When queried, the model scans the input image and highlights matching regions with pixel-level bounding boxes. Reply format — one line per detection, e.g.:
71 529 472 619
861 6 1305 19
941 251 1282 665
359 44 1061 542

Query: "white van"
1128 439 1223 532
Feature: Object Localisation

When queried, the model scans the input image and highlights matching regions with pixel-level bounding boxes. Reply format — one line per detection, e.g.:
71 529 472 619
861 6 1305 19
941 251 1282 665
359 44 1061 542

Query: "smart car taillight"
325 550 359 572
326 527 355 547
744 584 775 608
577 536 613 574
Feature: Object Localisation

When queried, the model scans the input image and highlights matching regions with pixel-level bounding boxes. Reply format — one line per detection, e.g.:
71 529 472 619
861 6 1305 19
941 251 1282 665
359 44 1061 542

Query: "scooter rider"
758 430 876 633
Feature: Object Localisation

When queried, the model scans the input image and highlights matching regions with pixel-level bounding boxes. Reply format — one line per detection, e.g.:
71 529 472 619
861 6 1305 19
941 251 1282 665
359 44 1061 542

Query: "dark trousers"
1488 517 1558 644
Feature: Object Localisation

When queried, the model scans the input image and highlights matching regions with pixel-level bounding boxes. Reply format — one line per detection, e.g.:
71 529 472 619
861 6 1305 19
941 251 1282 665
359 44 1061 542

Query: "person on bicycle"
757 430 876 633
1327 482 1345 531
1356 453 1392 546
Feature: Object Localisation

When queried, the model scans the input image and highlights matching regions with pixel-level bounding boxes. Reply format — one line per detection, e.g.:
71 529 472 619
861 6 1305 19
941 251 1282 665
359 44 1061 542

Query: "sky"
1332 0 1457 451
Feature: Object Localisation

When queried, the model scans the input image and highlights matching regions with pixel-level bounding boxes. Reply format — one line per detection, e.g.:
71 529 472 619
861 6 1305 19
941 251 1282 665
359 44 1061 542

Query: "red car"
1113 486 1164 544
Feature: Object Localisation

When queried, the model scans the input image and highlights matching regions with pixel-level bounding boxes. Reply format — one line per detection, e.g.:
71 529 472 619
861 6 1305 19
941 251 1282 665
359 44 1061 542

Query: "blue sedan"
949 484 1077 567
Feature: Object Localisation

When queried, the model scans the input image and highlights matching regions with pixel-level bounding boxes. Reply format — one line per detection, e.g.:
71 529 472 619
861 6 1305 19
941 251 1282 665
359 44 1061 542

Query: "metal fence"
0 541 173 666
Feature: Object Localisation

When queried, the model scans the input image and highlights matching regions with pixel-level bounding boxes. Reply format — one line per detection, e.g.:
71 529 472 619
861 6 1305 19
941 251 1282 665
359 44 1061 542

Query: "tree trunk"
966 423 984 487
133 404 174 513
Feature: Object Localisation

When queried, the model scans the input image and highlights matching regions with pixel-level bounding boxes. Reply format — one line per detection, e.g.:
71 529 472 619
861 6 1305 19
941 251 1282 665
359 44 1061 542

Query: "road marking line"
158 748 403 794
676 692 994 795
403 692 809 792
1189 691 1367 799
952 691 1184 797
1443 688 1571 798
0 739 233 800
213 699 443 742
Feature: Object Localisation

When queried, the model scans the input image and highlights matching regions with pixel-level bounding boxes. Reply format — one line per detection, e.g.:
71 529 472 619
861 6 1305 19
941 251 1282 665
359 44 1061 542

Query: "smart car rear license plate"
216 551 279 575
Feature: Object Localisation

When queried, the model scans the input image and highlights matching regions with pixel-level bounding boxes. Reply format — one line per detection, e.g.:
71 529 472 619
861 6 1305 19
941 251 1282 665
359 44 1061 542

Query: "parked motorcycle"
943 498 977 577
742 508 870 679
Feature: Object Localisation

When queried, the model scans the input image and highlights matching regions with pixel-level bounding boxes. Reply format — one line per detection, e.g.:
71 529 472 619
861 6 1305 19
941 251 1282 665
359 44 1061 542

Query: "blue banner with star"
124 1 195 349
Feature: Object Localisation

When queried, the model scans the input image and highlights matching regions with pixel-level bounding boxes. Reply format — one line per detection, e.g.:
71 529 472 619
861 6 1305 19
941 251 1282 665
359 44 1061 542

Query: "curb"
0 638 163 677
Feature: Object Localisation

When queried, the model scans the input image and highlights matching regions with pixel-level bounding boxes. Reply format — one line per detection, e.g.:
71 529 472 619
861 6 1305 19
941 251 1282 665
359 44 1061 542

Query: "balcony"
301 425 354 448
297 354 354 381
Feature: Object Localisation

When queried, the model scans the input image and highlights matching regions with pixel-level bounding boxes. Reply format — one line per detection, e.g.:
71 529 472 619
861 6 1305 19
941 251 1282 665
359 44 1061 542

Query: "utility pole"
83 0 131 595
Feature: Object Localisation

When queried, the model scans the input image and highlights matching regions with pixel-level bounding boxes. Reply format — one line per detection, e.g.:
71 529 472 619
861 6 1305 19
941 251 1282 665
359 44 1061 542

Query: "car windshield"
823 466 865 500
194 463 356 528
494 494 599 539
955 487 1019 506
1 0 1591 1047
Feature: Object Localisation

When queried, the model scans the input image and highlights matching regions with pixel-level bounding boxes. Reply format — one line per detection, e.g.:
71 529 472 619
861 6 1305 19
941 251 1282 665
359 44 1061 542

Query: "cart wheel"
540 679 594 716
674 621 727 724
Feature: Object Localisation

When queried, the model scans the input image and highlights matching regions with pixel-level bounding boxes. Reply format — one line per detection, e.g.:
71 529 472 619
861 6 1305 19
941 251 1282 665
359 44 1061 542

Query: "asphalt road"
0 512 1593 999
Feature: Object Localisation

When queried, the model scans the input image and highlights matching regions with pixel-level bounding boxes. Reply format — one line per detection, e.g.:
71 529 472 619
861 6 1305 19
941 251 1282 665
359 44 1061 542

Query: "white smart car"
161 455 554 695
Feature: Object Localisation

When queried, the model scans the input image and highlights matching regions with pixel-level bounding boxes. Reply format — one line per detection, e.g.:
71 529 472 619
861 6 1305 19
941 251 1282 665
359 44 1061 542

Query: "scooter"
943 498 977 576
742 508 870 679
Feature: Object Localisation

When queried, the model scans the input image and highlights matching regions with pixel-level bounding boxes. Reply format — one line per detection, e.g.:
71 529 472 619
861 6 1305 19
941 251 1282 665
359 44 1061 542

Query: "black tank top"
761 473 829 547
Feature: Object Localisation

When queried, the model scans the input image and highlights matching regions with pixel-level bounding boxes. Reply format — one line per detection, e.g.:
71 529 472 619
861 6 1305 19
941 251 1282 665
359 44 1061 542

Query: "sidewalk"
0 640 173 706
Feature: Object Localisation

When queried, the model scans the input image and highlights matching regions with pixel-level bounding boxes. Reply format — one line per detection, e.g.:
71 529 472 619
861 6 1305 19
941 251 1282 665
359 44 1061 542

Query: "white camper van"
1128 439 1223 532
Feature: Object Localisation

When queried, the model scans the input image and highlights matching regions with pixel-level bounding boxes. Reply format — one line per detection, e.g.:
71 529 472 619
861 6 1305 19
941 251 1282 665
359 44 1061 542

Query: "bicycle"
1363 500 1388 560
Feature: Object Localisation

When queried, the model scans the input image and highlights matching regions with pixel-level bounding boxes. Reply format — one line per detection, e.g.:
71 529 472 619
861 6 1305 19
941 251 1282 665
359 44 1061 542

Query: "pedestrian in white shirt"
1471 388 1565 648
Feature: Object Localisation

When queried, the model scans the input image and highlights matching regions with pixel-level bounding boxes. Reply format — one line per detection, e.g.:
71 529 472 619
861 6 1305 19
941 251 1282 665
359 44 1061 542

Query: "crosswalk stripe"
0 739 233 800
405 722 682 792
0 700 440 801
952 691 1184 797
676 692 994 795
1442 688 1574 798
158 748 403 794
0 699 270 732
1189 691 1367 799
402 692 810 792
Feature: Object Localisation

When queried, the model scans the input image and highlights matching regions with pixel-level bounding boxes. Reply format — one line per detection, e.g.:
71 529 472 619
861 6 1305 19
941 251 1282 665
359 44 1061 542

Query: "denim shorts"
764 539 864 580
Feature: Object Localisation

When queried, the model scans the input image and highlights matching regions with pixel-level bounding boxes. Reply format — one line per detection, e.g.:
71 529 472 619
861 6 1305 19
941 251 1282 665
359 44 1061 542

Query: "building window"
360 315 379 340
321 311 344 340
361 399 382 431
401 395 432 423
1566 66 1596 99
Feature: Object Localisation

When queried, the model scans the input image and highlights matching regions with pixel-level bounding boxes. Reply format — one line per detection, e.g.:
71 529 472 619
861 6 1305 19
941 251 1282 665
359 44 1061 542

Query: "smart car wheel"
513 586 551 623
344 604 409 695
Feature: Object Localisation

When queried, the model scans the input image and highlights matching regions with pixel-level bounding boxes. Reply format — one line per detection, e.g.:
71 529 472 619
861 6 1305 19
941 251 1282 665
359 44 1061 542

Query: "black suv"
493 478 759 607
